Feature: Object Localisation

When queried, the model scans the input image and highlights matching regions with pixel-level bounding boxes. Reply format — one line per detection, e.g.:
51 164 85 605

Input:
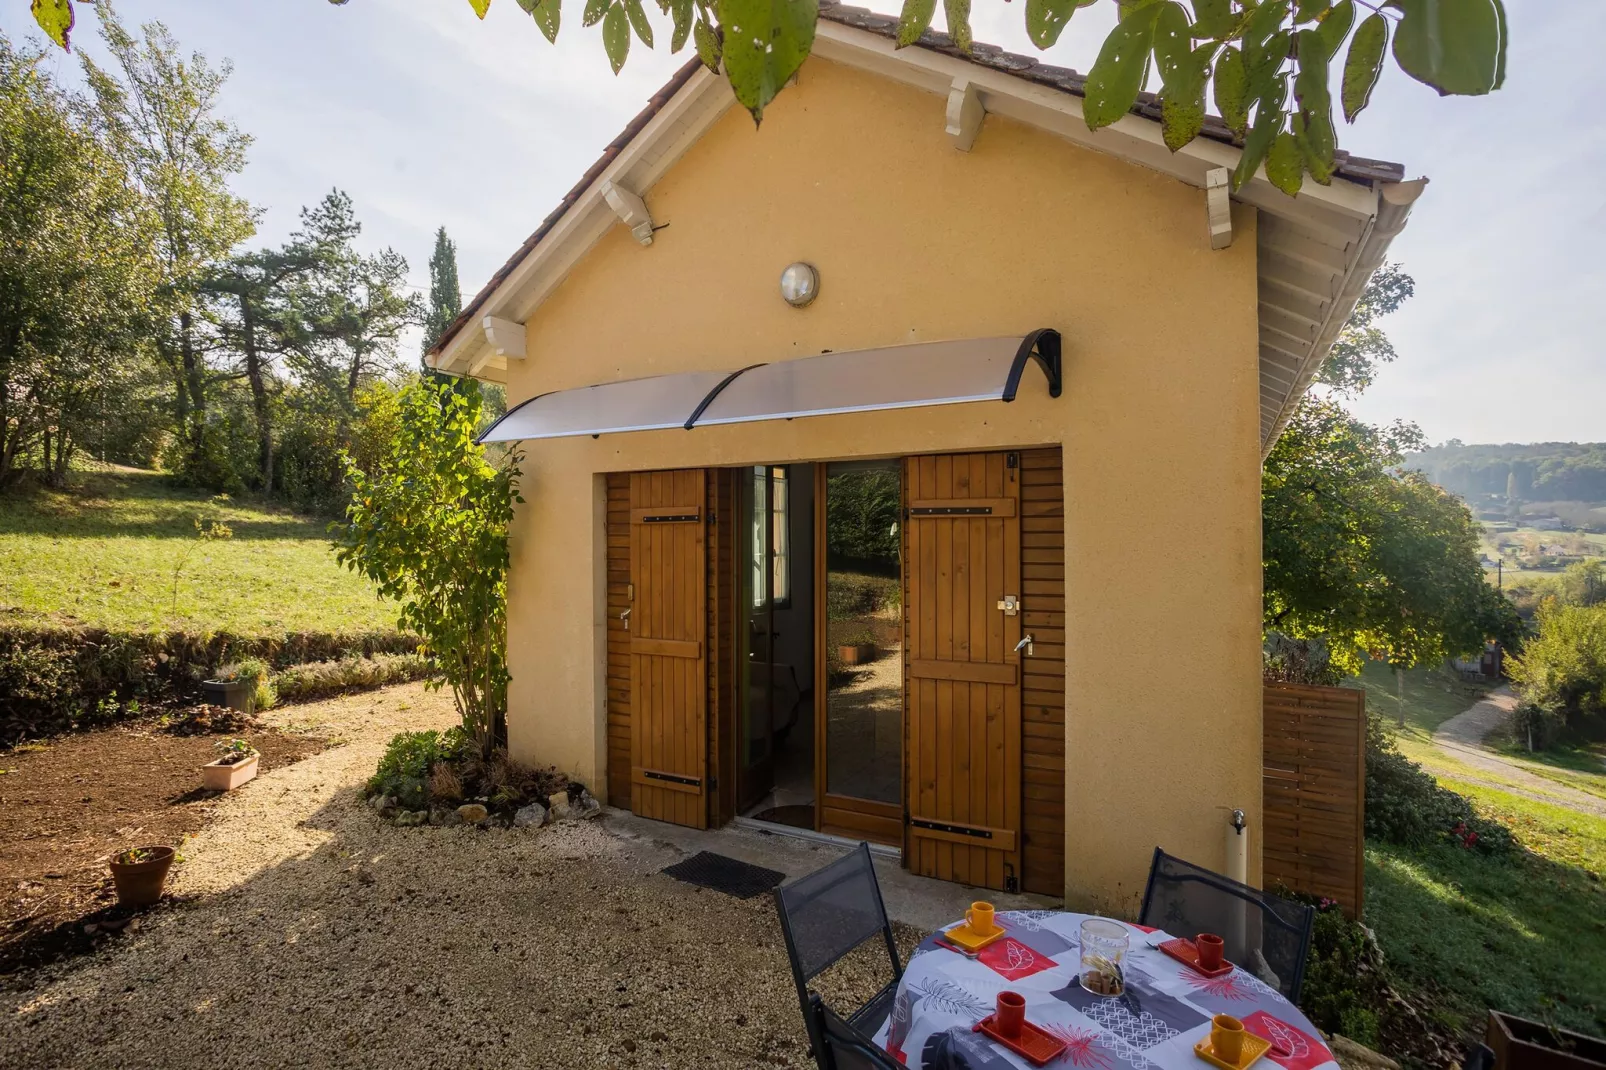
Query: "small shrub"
427 762 463 803
1365 714 1516 854
367 727 469 808
213 737 257 764
270 653 433 705
1293 897 1387 1048
216 657 276 710
1508 701 1567 751
369 727 565 819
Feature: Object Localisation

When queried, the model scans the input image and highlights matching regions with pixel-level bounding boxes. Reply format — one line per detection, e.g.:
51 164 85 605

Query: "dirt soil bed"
0 682 912 1069
1 721 325 973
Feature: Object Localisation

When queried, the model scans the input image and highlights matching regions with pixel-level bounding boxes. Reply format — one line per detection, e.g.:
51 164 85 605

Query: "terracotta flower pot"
202 751 259 791
109 845 175 907
838 643 877 665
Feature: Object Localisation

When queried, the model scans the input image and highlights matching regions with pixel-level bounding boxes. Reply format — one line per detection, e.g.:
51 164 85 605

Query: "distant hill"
1408 442 1606 504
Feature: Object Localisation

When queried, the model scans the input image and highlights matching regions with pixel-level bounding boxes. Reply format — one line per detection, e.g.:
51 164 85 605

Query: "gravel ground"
1 683 909 1069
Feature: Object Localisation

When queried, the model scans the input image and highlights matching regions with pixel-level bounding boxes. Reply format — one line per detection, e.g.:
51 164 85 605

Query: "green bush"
824 466 901 566
271 653 433 704
1365 714 1515 854
0 624 420 746
367 728 469 809
1294 898 1385 1048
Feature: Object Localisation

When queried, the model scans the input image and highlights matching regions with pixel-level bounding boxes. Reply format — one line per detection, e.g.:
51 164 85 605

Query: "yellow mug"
1211 1014 1246 1065
966 901 996 935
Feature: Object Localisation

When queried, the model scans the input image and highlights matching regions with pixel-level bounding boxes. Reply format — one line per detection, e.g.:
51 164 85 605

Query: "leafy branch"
30 0 1505 196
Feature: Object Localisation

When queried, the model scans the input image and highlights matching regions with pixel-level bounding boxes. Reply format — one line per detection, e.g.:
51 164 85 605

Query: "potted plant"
202 738 260 791
201 658 270 714
837 627 878 666
1487 1010 1606 1070
109 845 176 907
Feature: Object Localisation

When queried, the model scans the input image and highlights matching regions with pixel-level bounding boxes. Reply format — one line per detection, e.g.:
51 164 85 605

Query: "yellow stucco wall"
499 56 1263 910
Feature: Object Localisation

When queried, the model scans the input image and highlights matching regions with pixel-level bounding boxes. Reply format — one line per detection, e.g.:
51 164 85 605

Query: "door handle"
1014 634 1034 657
620 608 631 631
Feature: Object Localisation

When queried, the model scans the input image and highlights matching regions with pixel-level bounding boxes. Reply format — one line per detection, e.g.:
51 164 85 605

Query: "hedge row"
0 624 420 746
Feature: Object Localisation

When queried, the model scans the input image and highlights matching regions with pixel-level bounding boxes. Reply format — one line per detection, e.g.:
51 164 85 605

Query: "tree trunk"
240 296 273 492
0 370 13 490
346 343 362 402
1395 666 1406 727
50 425 72 486
180 309 205 462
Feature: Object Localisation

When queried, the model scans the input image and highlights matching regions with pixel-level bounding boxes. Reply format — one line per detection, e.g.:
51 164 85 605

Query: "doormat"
661 852 787 900
751 804 815 830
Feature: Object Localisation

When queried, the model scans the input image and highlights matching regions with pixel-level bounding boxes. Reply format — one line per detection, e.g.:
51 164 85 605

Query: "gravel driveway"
1 683 904 1069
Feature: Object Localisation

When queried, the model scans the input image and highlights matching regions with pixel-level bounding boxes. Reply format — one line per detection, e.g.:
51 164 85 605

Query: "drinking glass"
1079 918 1129 996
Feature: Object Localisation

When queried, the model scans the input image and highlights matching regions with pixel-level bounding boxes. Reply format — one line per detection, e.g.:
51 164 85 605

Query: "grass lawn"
1348 661 1491 735
1366 782 1606 1041
0 467 392 634
1489 740 1606 801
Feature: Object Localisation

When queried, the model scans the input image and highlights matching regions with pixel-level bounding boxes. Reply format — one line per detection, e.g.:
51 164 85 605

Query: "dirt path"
0 682 897 1069
1431 686 1606 819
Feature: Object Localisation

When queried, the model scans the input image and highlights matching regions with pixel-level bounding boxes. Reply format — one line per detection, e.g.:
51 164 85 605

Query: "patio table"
871 910 1337 1070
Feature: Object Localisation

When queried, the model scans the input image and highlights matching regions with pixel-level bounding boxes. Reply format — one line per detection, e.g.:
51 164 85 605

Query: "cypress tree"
423 226 461 363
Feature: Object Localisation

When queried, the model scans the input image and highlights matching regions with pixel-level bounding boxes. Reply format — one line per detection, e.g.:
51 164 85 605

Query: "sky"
3 0 1602 446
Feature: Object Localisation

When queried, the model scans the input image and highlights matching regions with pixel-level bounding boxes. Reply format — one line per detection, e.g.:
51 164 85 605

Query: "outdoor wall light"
779 262 820 308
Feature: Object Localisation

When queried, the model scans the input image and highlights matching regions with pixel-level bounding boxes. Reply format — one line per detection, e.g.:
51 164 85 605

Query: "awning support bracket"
683 363 768 430
1002 328 1062 402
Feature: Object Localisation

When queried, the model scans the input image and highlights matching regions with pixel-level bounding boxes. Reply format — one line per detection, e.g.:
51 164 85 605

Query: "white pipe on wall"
1226 807 1249 884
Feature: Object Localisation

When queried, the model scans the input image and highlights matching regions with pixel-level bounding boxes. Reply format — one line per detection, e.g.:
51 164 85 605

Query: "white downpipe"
1225 808 1250 960
1226 808 1249 884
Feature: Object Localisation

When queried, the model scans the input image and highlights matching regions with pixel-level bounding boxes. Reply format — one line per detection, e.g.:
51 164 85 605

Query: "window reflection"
823 460 902 804
750 466 789 608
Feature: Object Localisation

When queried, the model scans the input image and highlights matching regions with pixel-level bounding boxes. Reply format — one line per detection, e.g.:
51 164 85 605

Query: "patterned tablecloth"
871 911 1336 1070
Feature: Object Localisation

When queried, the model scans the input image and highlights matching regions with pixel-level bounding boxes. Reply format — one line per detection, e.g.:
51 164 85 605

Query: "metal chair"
809 994 904 1070
774 842 904 1064
1138 847 1316 1003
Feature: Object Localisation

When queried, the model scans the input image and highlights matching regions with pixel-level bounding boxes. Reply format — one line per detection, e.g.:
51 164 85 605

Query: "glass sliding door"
738 465 816 826
817 460 904 843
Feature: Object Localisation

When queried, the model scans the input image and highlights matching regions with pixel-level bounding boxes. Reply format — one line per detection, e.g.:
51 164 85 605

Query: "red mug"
996 991 1026 1039
1196 933 1225 970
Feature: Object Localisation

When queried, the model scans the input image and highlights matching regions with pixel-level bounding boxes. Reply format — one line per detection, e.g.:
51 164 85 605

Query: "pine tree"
424 227 461 359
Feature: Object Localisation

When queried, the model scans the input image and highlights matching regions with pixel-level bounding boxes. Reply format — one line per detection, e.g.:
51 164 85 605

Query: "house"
426 4 1417 910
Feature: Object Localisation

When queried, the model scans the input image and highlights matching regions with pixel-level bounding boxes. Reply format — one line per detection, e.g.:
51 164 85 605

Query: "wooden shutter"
903 451 1025 891
629 470 709 829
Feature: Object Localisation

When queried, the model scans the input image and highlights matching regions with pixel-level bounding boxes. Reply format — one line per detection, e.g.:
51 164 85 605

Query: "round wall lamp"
779 262 820 308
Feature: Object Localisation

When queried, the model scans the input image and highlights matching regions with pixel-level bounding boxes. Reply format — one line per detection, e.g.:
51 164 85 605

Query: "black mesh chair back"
810 994 903 1070
775 843 903 1065
1138 847 1316 1003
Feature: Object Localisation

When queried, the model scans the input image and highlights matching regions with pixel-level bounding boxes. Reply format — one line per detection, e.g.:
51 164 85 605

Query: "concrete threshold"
600 807 1061 933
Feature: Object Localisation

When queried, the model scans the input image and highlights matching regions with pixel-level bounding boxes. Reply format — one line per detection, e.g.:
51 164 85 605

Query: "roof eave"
433 11 1418 457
